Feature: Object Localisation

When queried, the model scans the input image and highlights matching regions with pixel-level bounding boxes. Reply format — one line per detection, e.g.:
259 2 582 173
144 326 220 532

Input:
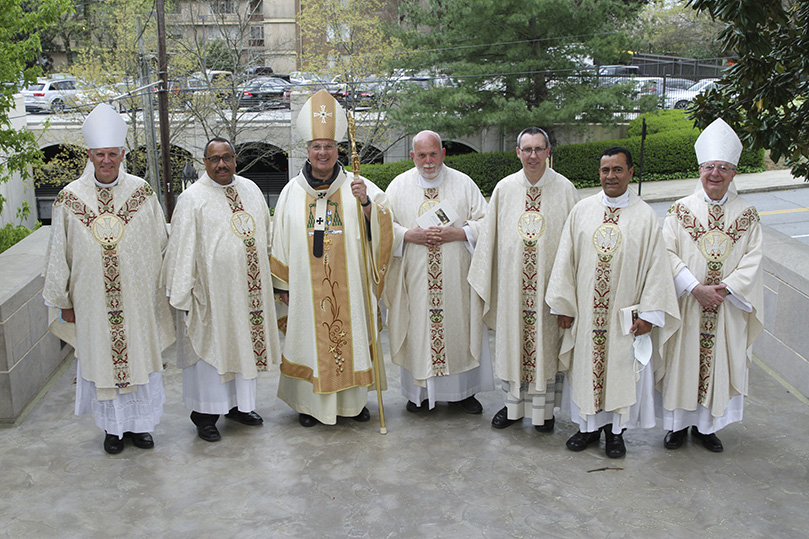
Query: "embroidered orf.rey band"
520 186 542 384
422 187 447 377
590 206 622 412
669 202 758 404
224 185 268 370
55 183 155 388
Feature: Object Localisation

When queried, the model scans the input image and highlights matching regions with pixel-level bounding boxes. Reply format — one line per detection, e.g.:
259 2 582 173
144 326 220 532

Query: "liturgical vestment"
546 191 680 428
270 168 396 424
659 189 763 431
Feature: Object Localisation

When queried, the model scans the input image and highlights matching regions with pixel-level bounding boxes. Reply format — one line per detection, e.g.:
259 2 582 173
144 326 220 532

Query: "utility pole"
137 17 161 208
156 0 174 219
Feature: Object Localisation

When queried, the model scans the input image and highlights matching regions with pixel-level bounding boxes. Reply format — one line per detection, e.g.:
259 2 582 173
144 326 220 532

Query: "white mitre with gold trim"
82 103 128 149
296 89 347 142
695 118 742 166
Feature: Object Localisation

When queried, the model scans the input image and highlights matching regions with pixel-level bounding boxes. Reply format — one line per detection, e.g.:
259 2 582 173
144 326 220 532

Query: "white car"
664 78 719 109
22 77 80 113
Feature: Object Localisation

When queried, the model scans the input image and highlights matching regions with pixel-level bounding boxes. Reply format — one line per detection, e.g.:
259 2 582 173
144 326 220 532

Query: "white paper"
619 304 640 336
415 200 460 229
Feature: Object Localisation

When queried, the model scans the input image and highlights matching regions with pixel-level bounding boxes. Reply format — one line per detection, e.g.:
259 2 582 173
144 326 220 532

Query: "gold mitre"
296 89 347 142
695 118 742 166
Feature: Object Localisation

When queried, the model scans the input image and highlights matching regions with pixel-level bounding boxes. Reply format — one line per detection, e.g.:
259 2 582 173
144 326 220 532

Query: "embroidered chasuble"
546 192 680 417
660 190 763 418
162 174 281 379
382 166 488 382
469 168 578 391
44 169 174 398
270 169 396 394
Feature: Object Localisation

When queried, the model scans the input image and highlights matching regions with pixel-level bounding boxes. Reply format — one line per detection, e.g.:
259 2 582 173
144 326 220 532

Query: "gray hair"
412 130 443 152
516 127 549 149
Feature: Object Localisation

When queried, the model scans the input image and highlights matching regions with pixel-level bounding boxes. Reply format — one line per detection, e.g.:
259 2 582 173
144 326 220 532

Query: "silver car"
22 77 80 113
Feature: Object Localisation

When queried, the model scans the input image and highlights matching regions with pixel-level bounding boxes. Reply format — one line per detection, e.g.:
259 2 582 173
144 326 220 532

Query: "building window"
249 26 264 47
210 1 235 15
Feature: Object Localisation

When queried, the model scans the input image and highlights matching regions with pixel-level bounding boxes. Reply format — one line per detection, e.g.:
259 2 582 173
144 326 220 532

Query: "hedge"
0 222 42 255
357 110 766 195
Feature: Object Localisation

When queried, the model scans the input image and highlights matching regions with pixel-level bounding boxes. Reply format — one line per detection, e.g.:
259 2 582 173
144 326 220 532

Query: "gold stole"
56 183 154 389
590 206 623 412
669 201 758 404
223 186 268 371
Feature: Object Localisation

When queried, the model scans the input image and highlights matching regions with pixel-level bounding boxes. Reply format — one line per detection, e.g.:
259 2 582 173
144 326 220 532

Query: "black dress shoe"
604 428 626 458
104 432 124 454
664 428 688 449
491 407 518 429
225 408 263 426
125 432 154 449
299 413 319 427
196 424 221 442
457 395 483 414
535 416 555 433
566 429 601 452
691 426 723 452
406 400 427 413
352 407 370 422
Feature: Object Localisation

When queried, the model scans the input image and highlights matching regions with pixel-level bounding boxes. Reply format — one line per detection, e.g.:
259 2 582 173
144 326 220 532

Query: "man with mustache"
162 137 281 442
382 130 493 416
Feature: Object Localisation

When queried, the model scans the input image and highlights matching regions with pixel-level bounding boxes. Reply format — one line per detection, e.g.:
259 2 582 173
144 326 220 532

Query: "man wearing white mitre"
44 103 174 454
658 118 763 453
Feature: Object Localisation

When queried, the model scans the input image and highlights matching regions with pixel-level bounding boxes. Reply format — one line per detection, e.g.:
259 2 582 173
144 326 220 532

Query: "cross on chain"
314 105 333 124
316 217 324 225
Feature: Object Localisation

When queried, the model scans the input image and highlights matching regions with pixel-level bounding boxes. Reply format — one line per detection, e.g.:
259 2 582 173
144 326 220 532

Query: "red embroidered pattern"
591 206 621 412
56 184 154 388
425 187 447 376
224 186 268 370
671 202 759 403
520 186 542 383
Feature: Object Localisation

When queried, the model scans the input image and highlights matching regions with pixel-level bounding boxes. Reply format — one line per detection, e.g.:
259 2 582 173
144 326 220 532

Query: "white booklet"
619 304 640 336
415 200 460 229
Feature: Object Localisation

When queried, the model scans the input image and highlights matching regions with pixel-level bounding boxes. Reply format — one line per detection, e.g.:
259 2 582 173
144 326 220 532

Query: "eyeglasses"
309 143 337 152
700 163 736 174
205 154 235 164
520 147 547 155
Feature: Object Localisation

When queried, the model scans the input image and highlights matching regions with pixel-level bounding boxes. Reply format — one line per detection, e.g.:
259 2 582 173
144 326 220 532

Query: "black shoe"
125 432 154 449
604 428 626 458
664 427 688 450
457 395 483 414
299 414 319 427
190 411 219 427
566 429 601 452
103 432 124 454
535 416 555 433
225 408 263 426
691 426 723 452
196 424 221 442
352 407 370 422
491 407 518 429
406 400 426 413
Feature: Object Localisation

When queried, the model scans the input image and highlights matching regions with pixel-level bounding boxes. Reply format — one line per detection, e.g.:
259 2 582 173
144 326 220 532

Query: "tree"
633 0 725 58
0 0 70 219
688 0 809 180
390 0 654 141
297 0 410 162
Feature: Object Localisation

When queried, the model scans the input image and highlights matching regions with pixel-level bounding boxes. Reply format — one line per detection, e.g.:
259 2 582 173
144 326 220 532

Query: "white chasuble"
382 166 488 382
44 170 174 397
546 192 680 418
660 190 763 418
162 174 281 379
468 168 578 391
270 169 396 394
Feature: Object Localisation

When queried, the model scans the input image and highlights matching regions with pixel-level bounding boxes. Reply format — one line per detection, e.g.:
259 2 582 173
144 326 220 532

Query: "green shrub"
626 109 697 137
0 222 42 254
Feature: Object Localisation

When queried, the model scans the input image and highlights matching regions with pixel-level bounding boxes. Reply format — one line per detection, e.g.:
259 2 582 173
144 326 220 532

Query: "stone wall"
0 227 71 425
754 227 809 399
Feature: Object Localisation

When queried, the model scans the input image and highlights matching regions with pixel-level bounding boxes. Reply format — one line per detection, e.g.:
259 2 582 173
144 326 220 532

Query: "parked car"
22 77 80 113
664 78 720 109
596 65 640 86
239 77 292 110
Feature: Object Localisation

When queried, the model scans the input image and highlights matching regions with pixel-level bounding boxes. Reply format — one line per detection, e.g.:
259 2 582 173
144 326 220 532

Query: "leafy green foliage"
0 221 42 254
390 0 654 139
687 0 809 180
